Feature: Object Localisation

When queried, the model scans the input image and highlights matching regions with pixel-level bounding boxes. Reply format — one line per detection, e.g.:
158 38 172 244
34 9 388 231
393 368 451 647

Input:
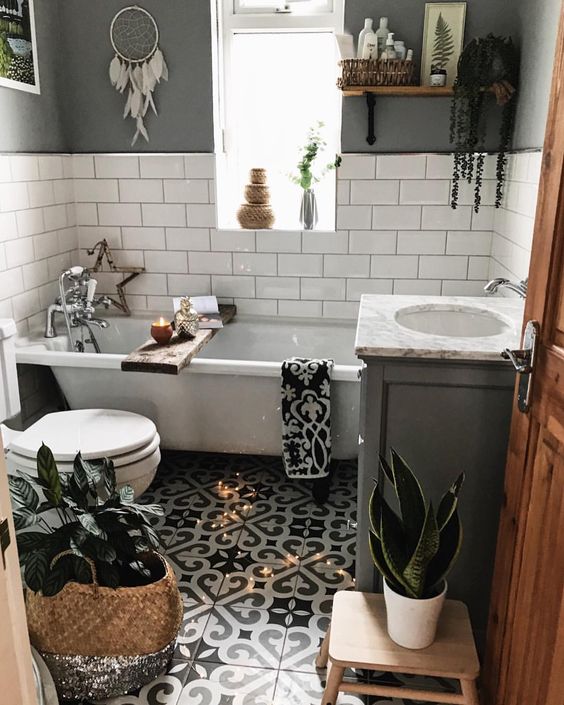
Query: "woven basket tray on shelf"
338 58 415 88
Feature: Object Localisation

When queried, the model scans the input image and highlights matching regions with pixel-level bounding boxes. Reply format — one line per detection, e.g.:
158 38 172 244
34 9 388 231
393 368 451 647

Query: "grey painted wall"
342 0 520 153
58 0 214 153
2 0 560 155
513 0 561 149
0 0 67 153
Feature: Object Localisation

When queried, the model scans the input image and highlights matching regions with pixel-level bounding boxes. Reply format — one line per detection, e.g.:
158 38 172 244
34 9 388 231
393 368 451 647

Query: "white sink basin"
395 304 512 338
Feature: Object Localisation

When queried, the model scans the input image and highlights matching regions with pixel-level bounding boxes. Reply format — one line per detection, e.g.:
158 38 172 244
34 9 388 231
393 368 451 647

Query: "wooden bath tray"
121 305 236 375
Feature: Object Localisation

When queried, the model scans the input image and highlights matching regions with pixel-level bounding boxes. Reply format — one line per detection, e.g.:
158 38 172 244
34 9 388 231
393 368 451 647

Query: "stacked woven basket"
237 168 275 229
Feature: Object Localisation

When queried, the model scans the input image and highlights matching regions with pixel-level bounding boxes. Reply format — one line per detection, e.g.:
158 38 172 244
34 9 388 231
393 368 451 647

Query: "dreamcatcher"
109 5 168 146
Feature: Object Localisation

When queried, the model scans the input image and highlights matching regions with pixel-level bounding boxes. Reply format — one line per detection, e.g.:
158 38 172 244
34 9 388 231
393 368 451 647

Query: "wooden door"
0 433 37 705
483 8 564 705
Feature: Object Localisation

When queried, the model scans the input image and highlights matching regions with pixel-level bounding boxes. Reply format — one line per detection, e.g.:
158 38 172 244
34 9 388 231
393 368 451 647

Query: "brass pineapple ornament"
174 297 199 339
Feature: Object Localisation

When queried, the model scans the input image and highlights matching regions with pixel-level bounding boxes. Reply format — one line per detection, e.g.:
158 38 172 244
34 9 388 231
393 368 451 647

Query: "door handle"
502 347 532 374
0 516 11 569
501 320 539 413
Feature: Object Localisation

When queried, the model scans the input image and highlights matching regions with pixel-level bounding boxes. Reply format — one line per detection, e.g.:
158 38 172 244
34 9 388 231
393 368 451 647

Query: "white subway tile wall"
489 151 539 286
2 151 539 332
72 152 540 317
0 154 77 334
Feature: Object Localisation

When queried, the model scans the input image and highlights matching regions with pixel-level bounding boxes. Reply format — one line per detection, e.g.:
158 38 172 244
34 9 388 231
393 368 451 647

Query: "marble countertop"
355 295 525 361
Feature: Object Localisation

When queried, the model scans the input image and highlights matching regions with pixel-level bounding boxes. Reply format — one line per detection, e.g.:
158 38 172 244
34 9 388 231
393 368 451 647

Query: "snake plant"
369 449 464 599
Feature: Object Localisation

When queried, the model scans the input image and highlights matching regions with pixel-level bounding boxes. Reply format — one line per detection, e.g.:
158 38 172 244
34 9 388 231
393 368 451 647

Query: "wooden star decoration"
86 239 145 315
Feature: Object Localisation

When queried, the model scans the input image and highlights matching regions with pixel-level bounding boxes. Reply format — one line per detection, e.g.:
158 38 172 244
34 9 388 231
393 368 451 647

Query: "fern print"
432 13 455 69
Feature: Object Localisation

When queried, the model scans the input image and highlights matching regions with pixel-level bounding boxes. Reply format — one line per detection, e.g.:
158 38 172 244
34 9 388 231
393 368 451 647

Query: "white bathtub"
16 314 361 458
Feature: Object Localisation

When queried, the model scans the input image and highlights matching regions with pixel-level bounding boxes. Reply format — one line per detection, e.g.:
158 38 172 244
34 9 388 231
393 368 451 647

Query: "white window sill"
216 226 338 234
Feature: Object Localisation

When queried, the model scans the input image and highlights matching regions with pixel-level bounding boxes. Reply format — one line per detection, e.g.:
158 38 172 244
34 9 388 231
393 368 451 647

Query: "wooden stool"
317 591 480 705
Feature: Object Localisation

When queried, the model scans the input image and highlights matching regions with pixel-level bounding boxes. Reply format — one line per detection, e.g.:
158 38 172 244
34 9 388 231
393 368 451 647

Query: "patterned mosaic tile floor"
100 451 457 705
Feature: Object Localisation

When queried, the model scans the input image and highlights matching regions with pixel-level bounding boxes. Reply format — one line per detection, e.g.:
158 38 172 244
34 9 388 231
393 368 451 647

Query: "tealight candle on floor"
151 317 173 345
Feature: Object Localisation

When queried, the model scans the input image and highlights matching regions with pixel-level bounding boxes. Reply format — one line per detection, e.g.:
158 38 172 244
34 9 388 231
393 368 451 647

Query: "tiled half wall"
489 151 541 283
0 154 78 335
74 152 539 319
0 151 540 331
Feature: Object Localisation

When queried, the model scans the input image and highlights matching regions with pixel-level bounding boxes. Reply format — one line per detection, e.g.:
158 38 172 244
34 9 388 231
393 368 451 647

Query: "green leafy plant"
0 32 13 77
8 444 164 597
369 449 464 599
289 122 342 191
450 35 519 212
431 13 455 70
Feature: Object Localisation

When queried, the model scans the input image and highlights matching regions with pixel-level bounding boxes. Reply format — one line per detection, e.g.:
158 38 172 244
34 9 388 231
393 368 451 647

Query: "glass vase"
299 189 318 230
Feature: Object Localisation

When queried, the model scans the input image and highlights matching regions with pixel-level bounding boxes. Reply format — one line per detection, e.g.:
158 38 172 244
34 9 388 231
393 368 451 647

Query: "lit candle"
151 317 173 345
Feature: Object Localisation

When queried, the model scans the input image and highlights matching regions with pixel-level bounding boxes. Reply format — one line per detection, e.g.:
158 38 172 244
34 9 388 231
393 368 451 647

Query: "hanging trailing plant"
450 35 519 212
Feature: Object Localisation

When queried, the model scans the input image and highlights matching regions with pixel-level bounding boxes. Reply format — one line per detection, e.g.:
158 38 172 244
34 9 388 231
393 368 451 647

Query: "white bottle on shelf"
375 17 391 56
361 28 378 59
385 32 397 60
357 18 374 58
394 40 407 60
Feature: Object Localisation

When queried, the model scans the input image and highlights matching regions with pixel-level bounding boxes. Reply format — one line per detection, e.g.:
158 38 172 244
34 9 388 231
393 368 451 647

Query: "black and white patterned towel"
281 357 334 479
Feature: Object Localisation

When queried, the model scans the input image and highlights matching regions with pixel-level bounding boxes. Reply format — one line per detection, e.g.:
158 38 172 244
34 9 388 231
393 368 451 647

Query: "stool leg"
316 625 331 669
322 663 345 705
461 679 480 705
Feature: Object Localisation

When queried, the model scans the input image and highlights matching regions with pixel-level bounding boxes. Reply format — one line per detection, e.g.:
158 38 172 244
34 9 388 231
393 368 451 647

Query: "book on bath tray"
172 296 223 329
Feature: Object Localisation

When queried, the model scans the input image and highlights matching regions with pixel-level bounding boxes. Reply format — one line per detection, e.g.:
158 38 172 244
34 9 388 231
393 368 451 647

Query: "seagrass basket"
237 203 275 229
26 551 183 701
338 58 415 88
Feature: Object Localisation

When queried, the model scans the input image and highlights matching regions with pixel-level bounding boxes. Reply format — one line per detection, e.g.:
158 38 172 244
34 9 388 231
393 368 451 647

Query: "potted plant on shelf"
290 122 341 230
9 444 183 702
369 449 464 649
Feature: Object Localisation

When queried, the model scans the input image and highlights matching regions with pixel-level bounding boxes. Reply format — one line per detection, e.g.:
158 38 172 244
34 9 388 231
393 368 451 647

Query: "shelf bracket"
366 93 376 145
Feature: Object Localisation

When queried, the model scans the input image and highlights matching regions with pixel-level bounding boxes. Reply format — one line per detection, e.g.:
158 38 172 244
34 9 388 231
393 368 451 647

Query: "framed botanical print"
0 0 40 93
421 2 467 87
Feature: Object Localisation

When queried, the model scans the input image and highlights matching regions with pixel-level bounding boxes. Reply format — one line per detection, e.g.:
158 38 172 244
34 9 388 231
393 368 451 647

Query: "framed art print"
0 0 40 93
421 2 466 87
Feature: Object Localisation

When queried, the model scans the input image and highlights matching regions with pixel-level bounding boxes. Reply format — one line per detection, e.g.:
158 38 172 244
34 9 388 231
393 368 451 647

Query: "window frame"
233 0 335 16
213 0 344 229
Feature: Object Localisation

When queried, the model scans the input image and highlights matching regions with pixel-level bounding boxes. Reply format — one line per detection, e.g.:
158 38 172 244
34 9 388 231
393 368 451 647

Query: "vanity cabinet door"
356 359 515 650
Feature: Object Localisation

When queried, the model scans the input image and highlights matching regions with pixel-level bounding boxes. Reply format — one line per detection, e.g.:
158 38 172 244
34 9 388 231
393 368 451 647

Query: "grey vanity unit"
354 294 525 650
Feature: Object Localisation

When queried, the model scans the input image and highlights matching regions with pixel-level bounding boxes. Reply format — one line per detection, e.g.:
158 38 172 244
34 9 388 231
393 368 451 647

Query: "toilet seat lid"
11 409 158 462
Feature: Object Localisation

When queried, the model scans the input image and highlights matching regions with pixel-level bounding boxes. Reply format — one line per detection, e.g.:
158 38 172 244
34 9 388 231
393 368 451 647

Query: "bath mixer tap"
45 269 111 340
484 277 528 299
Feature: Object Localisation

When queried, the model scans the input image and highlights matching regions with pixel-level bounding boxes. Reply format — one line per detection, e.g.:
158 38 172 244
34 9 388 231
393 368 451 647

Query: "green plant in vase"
290 122 341 230
369 449 464 648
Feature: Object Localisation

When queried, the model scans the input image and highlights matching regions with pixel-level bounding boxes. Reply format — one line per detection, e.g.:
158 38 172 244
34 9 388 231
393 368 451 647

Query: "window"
213 0 344 230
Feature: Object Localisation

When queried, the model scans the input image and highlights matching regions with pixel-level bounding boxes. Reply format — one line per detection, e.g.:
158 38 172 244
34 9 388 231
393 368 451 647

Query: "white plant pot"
383 580 447 649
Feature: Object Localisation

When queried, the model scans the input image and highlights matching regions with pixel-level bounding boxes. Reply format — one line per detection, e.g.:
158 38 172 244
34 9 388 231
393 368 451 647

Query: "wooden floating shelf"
121 304 236 375
339 85 454 145
340 85 454 97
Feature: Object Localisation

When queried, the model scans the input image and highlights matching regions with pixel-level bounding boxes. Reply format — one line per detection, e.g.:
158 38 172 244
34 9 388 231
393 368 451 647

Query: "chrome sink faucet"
45 267 111 341
484 277 528 299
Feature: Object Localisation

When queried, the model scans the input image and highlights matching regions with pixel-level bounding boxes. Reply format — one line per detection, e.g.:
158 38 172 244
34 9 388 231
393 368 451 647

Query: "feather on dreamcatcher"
109 5 169 146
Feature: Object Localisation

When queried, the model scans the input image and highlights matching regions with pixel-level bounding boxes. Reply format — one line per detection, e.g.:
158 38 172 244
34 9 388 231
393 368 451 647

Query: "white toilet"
0 319 161 497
